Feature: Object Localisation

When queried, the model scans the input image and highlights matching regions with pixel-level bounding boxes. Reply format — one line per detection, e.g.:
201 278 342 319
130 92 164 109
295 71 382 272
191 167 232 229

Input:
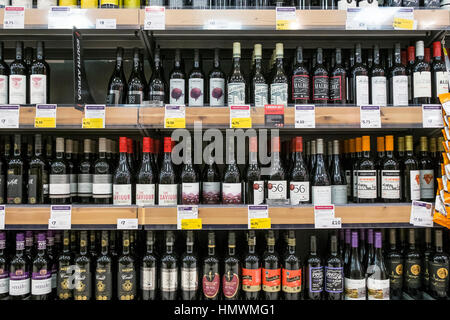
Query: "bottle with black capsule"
106 47 127 104
306 235 323 300
282 230 302 300
223 231 240 300
429 229 450 299
242 230 261 300
117 231 136 300
95 231 112 301
262 230 281 300
181 230 198 300
325 234 344 300
202 232 220 300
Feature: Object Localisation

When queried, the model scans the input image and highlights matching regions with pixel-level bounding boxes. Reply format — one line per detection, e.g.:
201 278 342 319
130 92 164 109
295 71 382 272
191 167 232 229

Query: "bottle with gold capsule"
100 0 119 7
59 0 78 7
80 0 98 8
95 231 112 300
403 135 420 202
123 0 140 8
56 231 73 300
357 136 376 203
381 135 401 203
418 136 434 202
117 231 136 300
74 231 92 301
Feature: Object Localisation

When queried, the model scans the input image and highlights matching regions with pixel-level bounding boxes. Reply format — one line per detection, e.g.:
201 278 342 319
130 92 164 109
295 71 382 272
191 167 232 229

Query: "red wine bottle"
282 230 302 300
188 49 204 107
431 41 449 103
106 47 127 104
429 229 450 299
136 137 156 206
390 43 408 106
181 230 198 300
208 48 225 107
93 138 113 204
306 235 323 300
370 44 387 106
161 231 178 300
386 229 403 300
202 152 221 204
169 49 185 105
0 42 9 104
262 230 281 300
181 140 199 204
291 46 310 104
9 41 28 104
267 136 287 201
289 136 310 204
404 229 422 299
141 231 157 300
74 231 92 300
330 48 346 104
202 232 220 300
222 137 242 204
242 230 261 300
9 233 31 300
350 43 369 105
0 232 7 300
148 48 166 106
117 231 136 300
223 231 240 300
312 48 329 104
113 137 133 206
127 48 146 104
158 137 178 206
30 41 49 104
412 40 432 104
78 139 93 204
245 136 264 205
325 234 344 300
95 231 112 301
366 231 389 300
344 231 366 300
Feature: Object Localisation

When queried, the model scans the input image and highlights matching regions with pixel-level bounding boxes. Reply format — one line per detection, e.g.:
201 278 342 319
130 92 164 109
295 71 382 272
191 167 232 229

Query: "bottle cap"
407 46 415 61
344 139 349 154
333 140 339 155
99 138 107 153
164 137 172 153
389 229 396 245
367 229 373 244
376 137 385 152
254 44 262 58
148 137 154 154
271 136 280 153
438 136 444 152
316 139 324 154
356 137 362 153
430 137 436 153
351 231 358 248
405 135 413 151
295 136 303 152
310 140 316 155
345 229 351 243
433 41 442 58
349 138 355 153
249 136 257 153
374 232 382 249
385 135 394 151
233 42 241 58
127 138 133 154
84 139 92 153
397 136 405 152
56 137 65 153
119 137 127 153
143 137 151 153
275 43 283 58
16 233 24 242
420 136 428 152
362 136 370 152
424 47 431 63
415 41 424 57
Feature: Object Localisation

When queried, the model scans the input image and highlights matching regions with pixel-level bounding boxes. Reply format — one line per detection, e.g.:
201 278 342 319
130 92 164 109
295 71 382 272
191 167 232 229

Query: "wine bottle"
136 137 156 206
30 233 51 300
381 135 401 202
375 136 385 201
390 43 408 106
366 231 389 300
262 230 281 300
228 42 246 105
100 0 119 7
148 48 166 106
9 41 28 104
188 49 204 107
363 229 375 271
202 232 220 300
117 231 136 300
208 48 226 107
267 136 287 201
325 234 344 300
330 140 347 204
306 235 323 300
270 43 288 106
418 137 434 202
312 48 329 104
429 229 450 299
7 134 24 204
181 140 200 205
9 233 31 300
350 43 369 105
370 45 387 106
403 135 420 202
344 231 366 300
126 138 135 176
65 139 77 203
180 230 198 300
242 230 261 300
106 47 127 105
252 44 268 107
357 136 376 203
169 49 186 105
49 138 70 204
28 134 45 204
141 231 157 300
281 230 302 300
222 231 240 300
29 41 49 104
77 139 93 204
161 231 178 300
309 140 316 175
412 41 432 104
245 136 264 205
56 231 73 300
0 42 9 104
158 137 178 206
404 229 422 299
343 229 351 266
0 232 8 299
222 137 242 204
127 48 146 104
431 41 449 103
94 231 112 301
330 48 346 104
24 231 33 261
74 231 92 300
289 136 310 204
311 138 331 205
386 229 403 300
113 137 133 206
93 138 113 204
422 228 433 293
46 231 57 298
202 152 221 204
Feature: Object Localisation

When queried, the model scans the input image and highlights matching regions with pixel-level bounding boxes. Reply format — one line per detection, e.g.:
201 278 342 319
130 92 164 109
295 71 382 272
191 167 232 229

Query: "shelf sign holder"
276 7 297 30
144 6 165 30
83 105 105 128
248 205 270 229
3 6 24 29
0 105 19 129
35 104 57 128
230 105 251 128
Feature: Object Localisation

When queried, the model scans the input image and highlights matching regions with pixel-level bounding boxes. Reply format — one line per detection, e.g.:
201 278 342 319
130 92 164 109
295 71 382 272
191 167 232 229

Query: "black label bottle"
7 134 24 204
141 231 157 300
325 234 344 300
181 230 198 300
429 229 449 299
106 47 127 104
117 231 136 300
330 48 346 104
0 232 8 299
160 231 178 300
74 231 92 300
312 48 329 104
93 138 113 204
404 229 422 299
423 228 434 293
56 231 73 300
306 235 323 300
95 231 112 300
386 229 403 300
9 233 31 300
292 46 310 104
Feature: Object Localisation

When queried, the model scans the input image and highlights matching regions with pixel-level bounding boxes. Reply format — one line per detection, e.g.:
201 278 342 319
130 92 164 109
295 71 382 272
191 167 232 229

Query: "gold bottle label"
59 0 78 6
123 0 139 8
80 0 98 8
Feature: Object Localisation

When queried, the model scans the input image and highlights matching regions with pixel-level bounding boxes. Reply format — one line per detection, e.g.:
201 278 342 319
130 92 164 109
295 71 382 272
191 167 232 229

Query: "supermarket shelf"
4 205 138 230
139 203 419 230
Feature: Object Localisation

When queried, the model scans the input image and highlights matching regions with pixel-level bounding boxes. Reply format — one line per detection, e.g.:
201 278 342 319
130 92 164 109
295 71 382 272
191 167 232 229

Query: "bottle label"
106 90 122 105
227 83 246 105
78 173 93 197
254 83 268 107
70 174 77 197
9 75 26 104
345 170 351 196
169 79 185 104
30 74 47 104
367 278 389 300
93 174 113 198
27 173 39 204
136 184 155 206
127 90 143 104
188 78 204 106
387 259 403 290
435 71 449 97
282 268 301 293
420 169 434 199
429 261 449 293
0 75 7 104
330 75 343 101
357 170 377 199
331 185 347 204
270 83 288 106
267 180 287 200
356 75 369 105
371 76 387 106
161 268 178 292
57 264 72 300
344 278 366 300
43 170 48 197
181 182 200 204
7 174 22 204
113 184 132 205
31 271 52 295
181 267 198 291
242 267 261 292
49 174 70 198
149 88 165 105
222 183 241 204
313 76 329 101
292 74 310 101
202 273 220 299
11 0 33 7
223 273 239 299
0 272 8 294
209 78 225 106
251 180 265 205
392 75 408 106
325 266 343 293
74 267 91 300
202 182 220 204
262 268 281 292
290 181 310 204
118 266 136 300
158 184 178 206
309 266 324 293
409 170 421 200
312 186 331 205
9 271 30 296
405 261 422 289
413 71 432 98
95 266 112 300
141 267 156 291
381 170 401 199
100 0 119 6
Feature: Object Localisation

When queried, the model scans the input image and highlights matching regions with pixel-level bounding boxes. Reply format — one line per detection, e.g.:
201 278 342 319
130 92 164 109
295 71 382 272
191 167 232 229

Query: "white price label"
393 8 416 30
48 7 72 29
164 104 185 128
0 105 19 128
49 205 71 230
96 18 116 29
360 105 381 128
410 200 433 227
144 6 165 30
3 6 24 29
117 218 139 230
0 205 5 230
314 205 341 229
276 7 297 30
83 104 106 128
345 8 367 30
248 205 269 229
422 104 444 128
230 105 251 128
177 205 198 230
295 104 315 128
204 19 241 30
316 217 342 229
35 104 56 128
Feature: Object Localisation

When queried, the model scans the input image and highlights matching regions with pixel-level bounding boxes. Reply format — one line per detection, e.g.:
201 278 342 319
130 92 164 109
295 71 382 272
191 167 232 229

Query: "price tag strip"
410 200 433 227
360 105 381 128
49 205 72 230
0 205 4 230
117 218 139 230
295 104 315 128
248 205 270 229
0 105 19 128
96 18 117 29
393 8 416 30
276 7 297 30
230 105 252 128
422 104 444 128
144 6 165 30
83 104 105 129
314 205 342 229
203 19 242 30
177 205 200 230
164 105 186 128
48 7 72 29
264 104 284 127
35 104 57 128
3 6 25 29
345 8 367 30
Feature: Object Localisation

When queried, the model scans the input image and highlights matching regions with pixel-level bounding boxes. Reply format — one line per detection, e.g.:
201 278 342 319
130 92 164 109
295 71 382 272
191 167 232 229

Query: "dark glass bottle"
180 140 199 205
282 230 302 300
136 137 156 206
403 135 420 202
412 41 431 104
418 136 435 202
289 136 310 205
429 229 450 299
141 231 157 300
188 49 205 107
344 231 366 300
330 48 346 104
431 41 448 103
49 138 70 204
370 45 387 106
106 47 127 105
202 153 221 204
56 231 73 300
381 135 401 202
366 232 389 300
245 136 264 205
386 229 403 300
65 139 77 203
312 48 329 104
113 137 133 206
292 46 310 104
357 136 376 203
325 234 344 300
0 232 8 300
158 137 178 206
363 229 375 271
9 233 31 300
30 233 51 300
330 140 347 205
390 43 409 106
117 231 136 300
208 48 225 106
93 138 112 204
306 235 323 300
262 230 281 300
9 41 28 105
202 232 220 300
0 42 10 105
228 42 246 105
311 138 331 205
74 231 92 300
160 231 178 300
78 139 94 204
343 229 351 266
7 134 25 204
251 44 268 107
350 43 369 105
29 41 49 104
309 140 316 175
28 134 46 204
422 228 434 293
169 49 185 105
127 48 146 104
267 136 287 201
148 48 166 106
181 230 198 300
242 230 261 300
222 137 242 204
404 229 422 299
223 231 240 300
270 43 288 106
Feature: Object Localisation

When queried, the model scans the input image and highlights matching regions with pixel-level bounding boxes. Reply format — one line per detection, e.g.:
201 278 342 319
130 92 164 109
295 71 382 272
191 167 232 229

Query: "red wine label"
290 181 309 204
282 268 301 293
9 271 30 296
344 278 365 300
222 183 241 204
113 184 132 205
367 278 389 300
329 75 343 101
202 273 220 299
136 184 155 206
381 170 400 199
181 182 200 204
392 75 408 106
169 79 185 104
357 170 377 199
0 75 7 104
252 180 264 205
242 267 261 292
429 262 449 293
420 169 434 199
209 78 225 106
9 75 26 104
158 184 178 206
262 268 281 292
312 75 329 101
435 71 449 96
0 268 8 294
355 75 369 105
31 270 52 295
188 78 204 106
413 71 431 98
292 74 309 100
222 273 239 299
30 74 47 104
267 180 287 200
371 76 387 106
202 182 220 204
409 170 421 200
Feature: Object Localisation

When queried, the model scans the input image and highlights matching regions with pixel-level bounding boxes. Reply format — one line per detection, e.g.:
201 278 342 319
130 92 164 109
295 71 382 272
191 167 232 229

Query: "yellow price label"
393 18 414 30
250 218 271 229
276 20 291 30
82 118 104 129
35 117 56 128
231 117 252 128
181 218 202 230
165 117 186 128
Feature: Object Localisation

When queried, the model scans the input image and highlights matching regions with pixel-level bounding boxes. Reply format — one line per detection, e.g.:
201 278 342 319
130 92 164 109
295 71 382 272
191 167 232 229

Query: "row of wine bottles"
0 0 444 9
0 228 448 301
0 133 441 205
106 41 448 107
